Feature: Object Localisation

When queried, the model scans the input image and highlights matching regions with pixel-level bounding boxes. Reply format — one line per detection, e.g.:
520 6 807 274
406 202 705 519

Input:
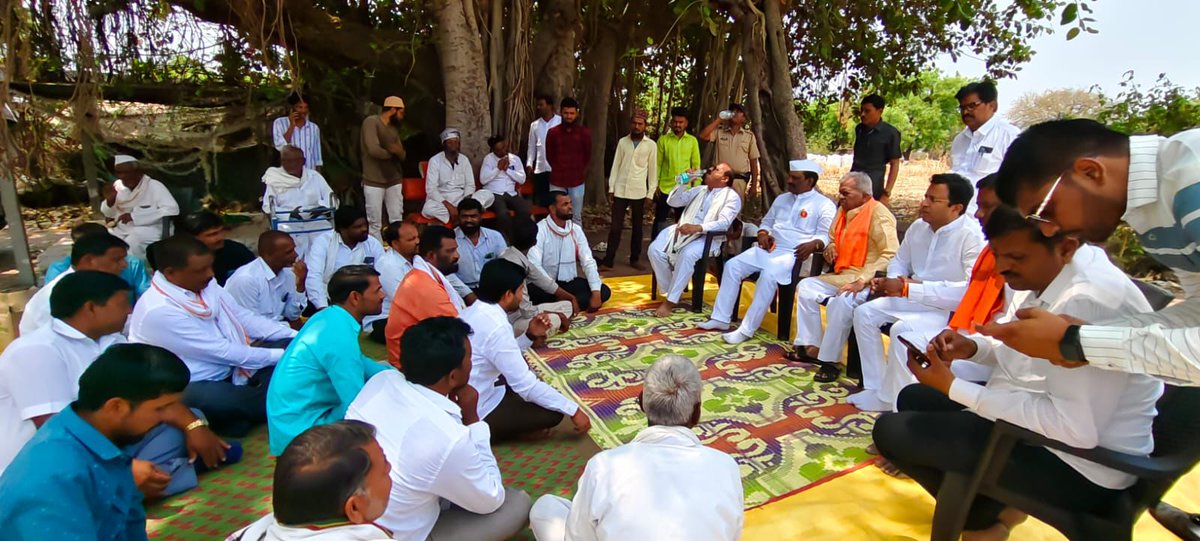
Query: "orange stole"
831 199 878 273
948 246 1005 333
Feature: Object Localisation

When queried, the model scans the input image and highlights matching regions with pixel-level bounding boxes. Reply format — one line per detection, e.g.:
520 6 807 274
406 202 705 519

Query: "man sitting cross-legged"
528 191 611 312
0 272 233 498
454 197 508 291
384 225 468 366
304 206 385 312
529 355 744 541
225 230 308 329
267 265 392 455
364 220 420 343
501 218 579 340
347 317 533 541
699 159 836 344
648 162 743 317
45 221 150 301
843 173 984 410
872 206 1158 541
22 231 133 335
131 235 297 437
461 259 590 440
227 420 395 541
101 154 180 259
786 172 899 382
0 343 190 540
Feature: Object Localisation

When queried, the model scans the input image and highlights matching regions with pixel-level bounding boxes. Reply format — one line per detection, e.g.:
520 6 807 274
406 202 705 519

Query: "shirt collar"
251 256 279 278
154 271 209 300
50 318 91 341
412 381 462 420
970 115 1000 137
1035 246 1095 306
1124 135 1165 211
632 425 703 446
931 213 969 235
59 405 126 462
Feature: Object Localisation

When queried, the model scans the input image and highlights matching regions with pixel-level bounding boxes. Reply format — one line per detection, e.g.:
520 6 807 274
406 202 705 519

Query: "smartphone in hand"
896 336 932 369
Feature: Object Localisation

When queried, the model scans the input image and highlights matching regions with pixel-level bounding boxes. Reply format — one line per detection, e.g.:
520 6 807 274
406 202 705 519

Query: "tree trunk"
503 0 533 145
580 21 622 206
488 0 505 132
530 0 580 103
432 0 492 163
762 0 807 173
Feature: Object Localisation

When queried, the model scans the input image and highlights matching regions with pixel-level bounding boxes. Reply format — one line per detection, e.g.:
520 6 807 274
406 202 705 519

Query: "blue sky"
936 0 1200 115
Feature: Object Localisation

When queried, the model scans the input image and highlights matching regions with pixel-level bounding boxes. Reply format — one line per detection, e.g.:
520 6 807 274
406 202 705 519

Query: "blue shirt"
46 255 151 302
0 405 146 541
266 305 390 455
453 227 508 288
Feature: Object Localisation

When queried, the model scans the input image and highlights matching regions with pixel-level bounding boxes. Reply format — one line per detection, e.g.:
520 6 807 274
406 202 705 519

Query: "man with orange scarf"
788 172 898 382
867 175 1003 412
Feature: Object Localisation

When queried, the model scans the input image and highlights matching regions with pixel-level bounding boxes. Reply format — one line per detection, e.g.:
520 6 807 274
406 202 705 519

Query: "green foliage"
1097 73 1200 137
1106 223 1169 279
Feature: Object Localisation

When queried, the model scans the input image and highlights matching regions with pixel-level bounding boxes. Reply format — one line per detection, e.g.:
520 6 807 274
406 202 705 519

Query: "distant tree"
1097 72 1200 137
1007 88 1102 128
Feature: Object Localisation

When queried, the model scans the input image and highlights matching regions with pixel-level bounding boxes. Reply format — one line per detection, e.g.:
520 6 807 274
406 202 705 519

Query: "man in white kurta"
701 160 836 344
225 230 307 325
648 163 742 317
261 146 335 259
529 355 743 541
422 128 491 224
130 236 297 437
528 192 611 312
844 174 983 411
100 155 179 258
948 81 1019 217
304 206 385 310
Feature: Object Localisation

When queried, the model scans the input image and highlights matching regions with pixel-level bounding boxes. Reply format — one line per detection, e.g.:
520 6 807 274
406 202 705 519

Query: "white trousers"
851 297 950 391
112 224 163 259
711 247 808 338
793 278 870 364
529 494 571 541
878 326 996 411
364 184 404 240
648 226 707 304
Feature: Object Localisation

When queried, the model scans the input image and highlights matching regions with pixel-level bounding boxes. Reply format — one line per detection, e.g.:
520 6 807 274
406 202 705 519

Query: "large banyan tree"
0 0 1093 209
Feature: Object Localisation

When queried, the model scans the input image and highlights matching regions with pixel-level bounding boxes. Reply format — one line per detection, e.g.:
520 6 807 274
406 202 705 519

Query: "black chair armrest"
702 229 729 254
988 421 1184 481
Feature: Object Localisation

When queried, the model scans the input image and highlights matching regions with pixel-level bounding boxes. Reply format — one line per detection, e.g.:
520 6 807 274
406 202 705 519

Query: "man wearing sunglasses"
948 81 1019 218
988 119 1200 536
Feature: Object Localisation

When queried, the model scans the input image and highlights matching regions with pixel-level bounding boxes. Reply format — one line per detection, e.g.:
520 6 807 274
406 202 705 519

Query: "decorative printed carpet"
529 303 878 509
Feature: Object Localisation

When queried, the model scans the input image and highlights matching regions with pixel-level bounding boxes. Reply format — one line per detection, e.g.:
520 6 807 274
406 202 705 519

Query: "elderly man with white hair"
700 159 837 344
100 154 180 258
261 145 335 259
422 128 494 225
787 172 899 383
528 355 744 541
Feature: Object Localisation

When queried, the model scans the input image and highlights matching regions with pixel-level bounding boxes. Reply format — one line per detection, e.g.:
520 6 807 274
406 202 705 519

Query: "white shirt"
261 169 334 214
888 214 984 312
130 274 296 382
99 176 180 235
527 114 562 174
454 227 508 288
564 425 743 541
227 515 392 541
304 232 386 309
425 151 476 207
948 116 1019 214
529 218 603 292
346 371 506 540
758 189 837 251
460 302 579 419
950 245 1160 489
364 250 415 329
479 152 527 196
668 185 741 234
272 116 323 169
225 258 307 323
20 268 72 336
0 320 125 475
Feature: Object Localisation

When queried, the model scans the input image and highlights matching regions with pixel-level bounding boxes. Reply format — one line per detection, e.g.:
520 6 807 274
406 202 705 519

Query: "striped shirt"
272 116 323 169
1079 129 1200 384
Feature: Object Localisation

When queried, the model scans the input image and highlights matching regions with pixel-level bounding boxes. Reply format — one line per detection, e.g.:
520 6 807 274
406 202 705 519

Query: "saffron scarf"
831 199 878 273
948 246 1006 332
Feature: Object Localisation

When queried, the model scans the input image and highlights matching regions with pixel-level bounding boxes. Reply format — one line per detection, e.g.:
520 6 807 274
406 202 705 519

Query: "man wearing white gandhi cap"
101 155 180 258
698 159 837 344
421 128 493 224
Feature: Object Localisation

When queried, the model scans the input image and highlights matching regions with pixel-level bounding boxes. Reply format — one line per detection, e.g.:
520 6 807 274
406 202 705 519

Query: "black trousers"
604 197 645 265
533 172 553 206
490 192 532 240
872 384 1123 531
651 191 683 241
484 385 565 441
529 277 612 311
368 320 387 344
183 366 275 438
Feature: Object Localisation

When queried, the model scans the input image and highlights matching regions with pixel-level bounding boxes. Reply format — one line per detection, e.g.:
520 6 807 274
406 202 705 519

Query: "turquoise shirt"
0 405 147 541
267 305 390 455
46 255 151 302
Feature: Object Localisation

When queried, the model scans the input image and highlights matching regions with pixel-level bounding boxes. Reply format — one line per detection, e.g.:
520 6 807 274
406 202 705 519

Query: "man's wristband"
1059 324 1088 363
185 419 209 432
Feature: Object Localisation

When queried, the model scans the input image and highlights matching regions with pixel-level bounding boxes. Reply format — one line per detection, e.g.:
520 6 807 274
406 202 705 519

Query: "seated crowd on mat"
3 79 1198 541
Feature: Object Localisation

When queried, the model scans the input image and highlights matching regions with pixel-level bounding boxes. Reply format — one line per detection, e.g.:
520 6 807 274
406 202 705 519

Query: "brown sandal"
813 362 841 383
784 346 821 364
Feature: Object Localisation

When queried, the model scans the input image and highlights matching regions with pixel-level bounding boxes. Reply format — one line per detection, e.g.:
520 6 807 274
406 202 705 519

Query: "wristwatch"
185 419 210 432
1058 324 1088 363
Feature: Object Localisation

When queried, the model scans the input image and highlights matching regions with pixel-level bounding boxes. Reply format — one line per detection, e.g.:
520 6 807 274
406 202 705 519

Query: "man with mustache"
948 81 1020 218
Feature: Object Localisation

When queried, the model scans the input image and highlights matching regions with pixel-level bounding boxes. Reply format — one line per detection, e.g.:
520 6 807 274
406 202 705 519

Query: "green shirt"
657 131 701 192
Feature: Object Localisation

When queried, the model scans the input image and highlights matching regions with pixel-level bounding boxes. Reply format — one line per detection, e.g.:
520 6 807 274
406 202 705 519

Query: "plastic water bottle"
676 170 702 186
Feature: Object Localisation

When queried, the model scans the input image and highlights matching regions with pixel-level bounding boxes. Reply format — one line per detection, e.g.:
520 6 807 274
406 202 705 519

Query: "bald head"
281 145 306 177
258 230 298 272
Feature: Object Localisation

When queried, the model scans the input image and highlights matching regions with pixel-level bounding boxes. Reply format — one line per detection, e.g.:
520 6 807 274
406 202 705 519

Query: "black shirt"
851 121 902 192
213 240 256 286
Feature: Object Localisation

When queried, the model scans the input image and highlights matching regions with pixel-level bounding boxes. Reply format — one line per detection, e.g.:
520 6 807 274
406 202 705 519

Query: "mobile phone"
896 336 932 369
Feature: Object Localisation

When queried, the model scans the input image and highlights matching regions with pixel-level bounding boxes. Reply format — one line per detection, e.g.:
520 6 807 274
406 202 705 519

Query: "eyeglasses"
1024 173 1063 237
922 195 949 204
959 101 984 113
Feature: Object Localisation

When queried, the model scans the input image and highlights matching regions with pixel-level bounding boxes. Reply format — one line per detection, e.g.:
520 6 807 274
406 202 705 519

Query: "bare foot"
961 508 1026 541
875 457 908 478
866 443 878 455
654 301 675 317
805 345 820 359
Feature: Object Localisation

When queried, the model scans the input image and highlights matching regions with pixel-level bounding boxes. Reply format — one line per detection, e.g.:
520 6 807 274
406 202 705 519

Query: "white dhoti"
648 225 711 304
111 223 164 259
850 297 951 392
421 191 496 224
792 277 872 365
711 247 812 339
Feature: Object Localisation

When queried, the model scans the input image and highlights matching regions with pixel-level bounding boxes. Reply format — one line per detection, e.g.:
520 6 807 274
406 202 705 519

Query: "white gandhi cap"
788 159 821 175
114 155 138 165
